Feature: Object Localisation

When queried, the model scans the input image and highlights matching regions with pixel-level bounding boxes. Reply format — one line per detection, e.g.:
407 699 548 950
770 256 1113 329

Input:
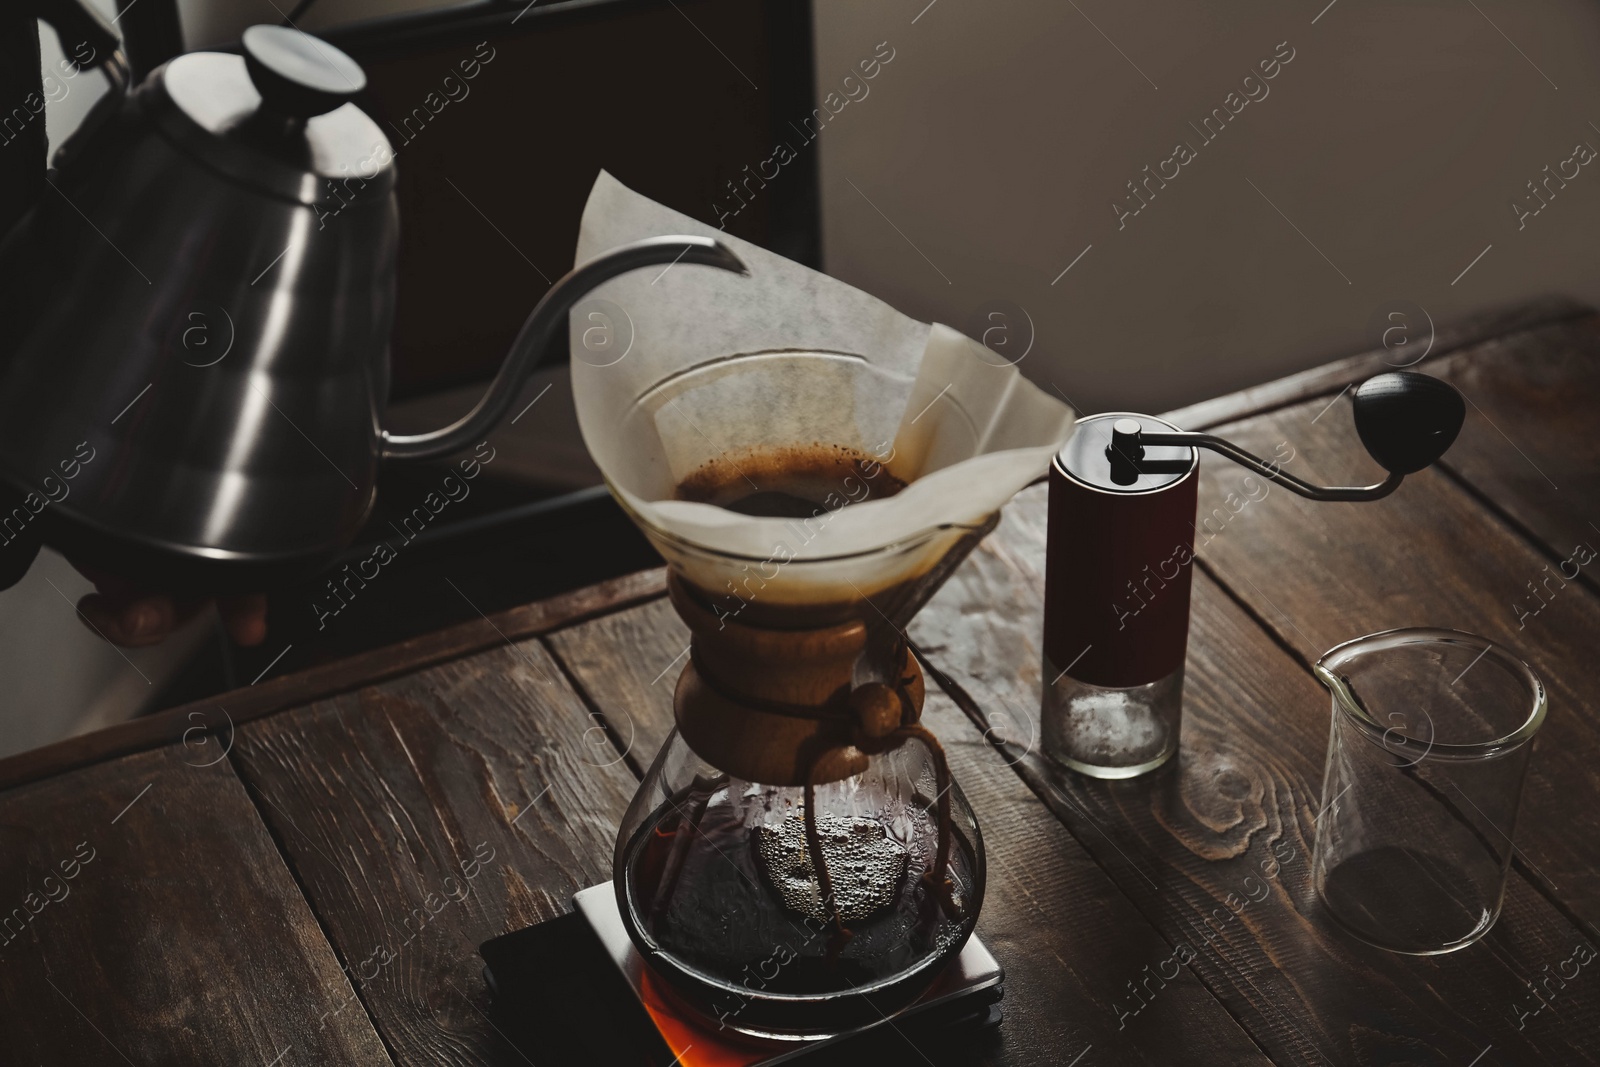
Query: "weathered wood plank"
1193 389 1600 938
0 744 393 1065
1432 314 1600 587
543 596 686 774
548 594 1273 1065
1162 297 1588 431
231 640 638 1066
0 567 666 796
911 483 1600 1064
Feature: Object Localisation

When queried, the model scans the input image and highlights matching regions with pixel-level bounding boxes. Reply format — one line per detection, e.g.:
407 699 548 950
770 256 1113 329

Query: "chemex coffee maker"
1042 371 1467 779
0 0 744 591
562 172 1081 1045
579 345 1053 1042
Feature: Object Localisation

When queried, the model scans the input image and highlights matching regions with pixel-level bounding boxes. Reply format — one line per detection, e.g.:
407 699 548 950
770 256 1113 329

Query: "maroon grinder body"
1043 413 1199 690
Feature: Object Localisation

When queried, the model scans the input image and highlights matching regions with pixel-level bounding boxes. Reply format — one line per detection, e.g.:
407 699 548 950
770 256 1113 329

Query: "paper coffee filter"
571 171 1074 601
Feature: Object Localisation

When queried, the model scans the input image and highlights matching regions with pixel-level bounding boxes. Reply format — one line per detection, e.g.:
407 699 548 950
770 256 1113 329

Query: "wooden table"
2 299 1597 1065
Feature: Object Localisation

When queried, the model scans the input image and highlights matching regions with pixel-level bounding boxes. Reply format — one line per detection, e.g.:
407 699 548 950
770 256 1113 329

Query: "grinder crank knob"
1350 371 1466 475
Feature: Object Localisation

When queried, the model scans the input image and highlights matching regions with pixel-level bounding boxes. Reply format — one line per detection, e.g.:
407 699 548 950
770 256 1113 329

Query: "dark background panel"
332 0 820 397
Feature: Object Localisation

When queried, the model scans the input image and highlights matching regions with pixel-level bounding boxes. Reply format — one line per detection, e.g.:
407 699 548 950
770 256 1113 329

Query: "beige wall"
812 0 1600 414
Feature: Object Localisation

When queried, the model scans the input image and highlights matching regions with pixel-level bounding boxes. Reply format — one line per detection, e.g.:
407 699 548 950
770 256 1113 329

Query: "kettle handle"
33 0 124 77
380 235 748 462
30 0 130 173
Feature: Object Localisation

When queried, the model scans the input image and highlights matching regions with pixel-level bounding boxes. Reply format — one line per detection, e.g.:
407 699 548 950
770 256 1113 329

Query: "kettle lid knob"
242 25 365 120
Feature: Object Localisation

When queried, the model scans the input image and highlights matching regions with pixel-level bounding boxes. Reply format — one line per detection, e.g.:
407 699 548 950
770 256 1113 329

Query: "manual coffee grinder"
1042 371 1467 778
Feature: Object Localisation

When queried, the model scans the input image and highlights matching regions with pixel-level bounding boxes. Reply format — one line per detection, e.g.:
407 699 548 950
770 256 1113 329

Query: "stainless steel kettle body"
0 6 744 592
0 48 398 591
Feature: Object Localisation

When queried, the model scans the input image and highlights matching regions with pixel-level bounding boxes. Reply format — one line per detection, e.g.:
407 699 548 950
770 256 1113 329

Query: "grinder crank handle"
1109 371 1466 502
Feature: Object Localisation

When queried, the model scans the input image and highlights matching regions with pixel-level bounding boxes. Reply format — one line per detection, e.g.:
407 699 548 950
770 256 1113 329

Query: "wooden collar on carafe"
667 571 924 786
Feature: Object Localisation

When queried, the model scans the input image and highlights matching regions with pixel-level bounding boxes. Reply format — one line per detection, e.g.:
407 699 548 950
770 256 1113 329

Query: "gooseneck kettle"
0 1 745 591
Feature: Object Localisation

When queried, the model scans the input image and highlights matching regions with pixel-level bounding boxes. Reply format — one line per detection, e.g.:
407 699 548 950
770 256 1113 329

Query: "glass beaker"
1311 628 1546 954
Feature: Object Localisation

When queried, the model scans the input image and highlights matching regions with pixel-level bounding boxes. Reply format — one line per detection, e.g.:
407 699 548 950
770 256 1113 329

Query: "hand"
71 562 268 648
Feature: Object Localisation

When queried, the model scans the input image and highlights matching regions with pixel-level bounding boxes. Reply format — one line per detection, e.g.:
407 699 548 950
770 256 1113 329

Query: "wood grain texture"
547 594 1273 1065
10 310 1592 1067
231 639 638 1066
543 596 687 774
1433 313 1600 587
0 744 393 1065
0 567 666 796
1192 387 1600 939
910 483 1600 1064
1161 297 1588 431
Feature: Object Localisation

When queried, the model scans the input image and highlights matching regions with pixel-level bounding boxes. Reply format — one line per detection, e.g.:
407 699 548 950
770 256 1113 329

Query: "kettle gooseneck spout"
379 235 749 462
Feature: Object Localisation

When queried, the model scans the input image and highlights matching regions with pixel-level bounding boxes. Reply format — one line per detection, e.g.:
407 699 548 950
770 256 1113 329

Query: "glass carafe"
611 531 991 1040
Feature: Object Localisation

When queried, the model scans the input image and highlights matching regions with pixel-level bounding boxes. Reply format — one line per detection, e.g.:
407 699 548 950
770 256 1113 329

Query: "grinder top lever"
1105 371 1466 500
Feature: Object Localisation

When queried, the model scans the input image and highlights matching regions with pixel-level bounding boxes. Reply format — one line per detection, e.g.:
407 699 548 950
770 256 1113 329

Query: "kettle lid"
138 26 394 206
